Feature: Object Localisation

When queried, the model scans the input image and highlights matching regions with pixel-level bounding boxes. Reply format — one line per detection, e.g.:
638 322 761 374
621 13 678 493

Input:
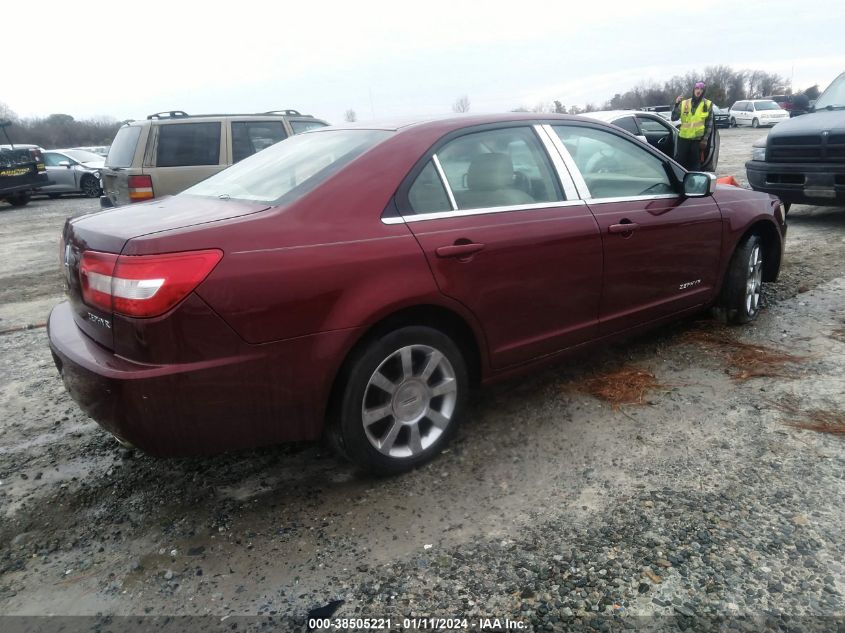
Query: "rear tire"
751 118 759 128
7 192 31 207
328 326 468 475
718 234 765 324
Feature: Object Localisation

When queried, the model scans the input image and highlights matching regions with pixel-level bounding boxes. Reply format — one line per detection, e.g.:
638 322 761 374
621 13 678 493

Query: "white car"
728 100 790 128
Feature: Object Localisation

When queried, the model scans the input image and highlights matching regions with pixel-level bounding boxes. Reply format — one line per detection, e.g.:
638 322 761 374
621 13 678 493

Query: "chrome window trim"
586 193 681 205
431 154 458 211
540 124 591 199
390 199 588 224
533 124 578 200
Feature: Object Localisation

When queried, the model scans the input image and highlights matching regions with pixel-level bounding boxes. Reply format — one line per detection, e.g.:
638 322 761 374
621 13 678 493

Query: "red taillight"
79 249 223 318
30 148 46 172
128 174 154 202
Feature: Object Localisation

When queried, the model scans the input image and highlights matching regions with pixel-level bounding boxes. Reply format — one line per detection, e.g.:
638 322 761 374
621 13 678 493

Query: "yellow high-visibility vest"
679 98 711 140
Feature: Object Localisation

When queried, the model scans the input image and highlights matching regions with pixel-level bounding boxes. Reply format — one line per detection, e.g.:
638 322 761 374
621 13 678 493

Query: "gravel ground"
0 131 843 632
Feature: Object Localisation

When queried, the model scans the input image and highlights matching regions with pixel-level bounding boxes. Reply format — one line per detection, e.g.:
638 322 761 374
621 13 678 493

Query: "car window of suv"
156 122 221 167
552 125 674 199
290 120 328 134
435 127 563 210
106 126 142 168
232 121 287 163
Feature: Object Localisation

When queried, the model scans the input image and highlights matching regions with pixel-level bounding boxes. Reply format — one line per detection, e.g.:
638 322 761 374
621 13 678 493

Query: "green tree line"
1 105 121 149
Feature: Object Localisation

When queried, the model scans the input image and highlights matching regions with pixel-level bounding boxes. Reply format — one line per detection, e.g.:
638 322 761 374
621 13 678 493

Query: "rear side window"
613 116 639 135
290 120 327 134
408 161 451 213
232 121 287 163
106 126 142 168
156 122 221 167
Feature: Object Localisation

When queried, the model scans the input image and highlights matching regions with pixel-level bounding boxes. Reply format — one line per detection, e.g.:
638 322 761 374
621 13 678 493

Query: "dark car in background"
49 114 785 474
0 122 49 207
713 106 731 128
747 71 845 211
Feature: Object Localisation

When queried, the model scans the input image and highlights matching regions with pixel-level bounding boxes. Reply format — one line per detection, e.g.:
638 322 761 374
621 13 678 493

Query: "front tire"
80 175 101 198
718 234 764 324
730 117 737 127
329 326 468 475
751 118 759 128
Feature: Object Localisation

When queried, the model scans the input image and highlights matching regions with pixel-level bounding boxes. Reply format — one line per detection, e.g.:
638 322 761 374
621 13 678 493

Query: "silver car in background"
38 149 104 198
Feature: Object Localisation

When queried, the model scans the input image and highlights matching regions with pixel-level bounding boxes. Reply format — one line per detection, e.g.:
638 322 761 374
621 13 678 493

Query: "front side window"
156 122 221 167
637 117 670 134
552 125 674 199
232 121 287 163
435 127 562 210
184 129 391 204
44 152 69 167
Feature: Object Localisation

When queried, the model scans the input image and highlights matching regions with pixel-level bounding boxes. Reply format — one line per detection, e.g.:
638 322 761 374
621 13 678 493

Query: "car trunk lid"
62 195 269 349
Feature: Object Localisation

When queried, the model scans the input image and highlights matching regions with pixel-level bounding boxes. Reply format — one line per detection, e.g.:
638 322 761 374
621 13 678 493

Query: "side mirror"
683 172 716 197
58 161 72 168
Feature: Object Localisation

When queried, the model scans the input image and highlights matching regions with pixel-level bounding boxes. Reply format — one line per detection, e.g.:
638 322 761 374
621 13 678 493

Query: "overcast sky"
3 0 843 124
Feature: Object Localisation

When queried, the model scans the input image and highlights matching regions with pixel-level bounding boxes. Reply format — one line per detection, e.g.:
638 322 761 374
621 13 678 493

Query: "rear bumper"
48 301 358 456
746 160 845 205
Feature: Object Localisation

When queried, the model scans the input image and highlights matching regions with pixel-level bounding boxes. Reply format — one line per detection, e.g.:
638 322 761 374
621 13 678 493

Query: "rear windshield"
754 101 781 111
63 149 102 163
815 73 845 109
184 129 391 204
106 126 142 168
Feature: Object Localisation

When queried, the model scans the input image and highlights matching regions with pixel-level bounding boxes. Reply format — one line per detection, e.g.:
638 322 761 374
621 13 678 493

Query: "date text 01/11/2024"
307 617 527 630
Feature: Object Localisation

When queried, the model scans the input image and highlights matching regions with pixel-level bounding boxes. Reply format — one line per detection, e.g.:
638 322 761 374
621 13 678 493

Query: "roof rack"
145 110 314 120
147 110 190 120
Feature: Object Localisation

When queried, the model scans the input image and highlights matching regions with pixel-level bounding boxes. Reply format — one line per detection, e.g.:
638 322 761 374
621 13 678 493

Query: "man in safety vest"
671 81 714 171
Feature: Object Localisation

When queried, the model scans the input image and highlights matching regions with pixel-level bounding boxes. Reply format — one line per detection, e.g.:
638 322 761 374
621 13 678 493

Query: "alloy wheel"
82 176 100 198
361 344 457 458
745 244 763 316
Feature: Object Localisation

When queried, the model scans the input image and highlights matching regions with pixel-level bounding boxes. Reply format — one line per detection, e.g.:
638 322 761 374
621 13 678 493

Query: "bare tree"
344 109 357 123
452 95 470 113
0 101 17 122
531 102 553 113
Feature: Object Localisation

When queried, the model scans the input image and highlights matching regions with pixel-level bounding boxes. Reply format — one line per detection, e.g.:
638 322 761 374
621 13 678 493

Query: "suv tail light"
29 148 46 172
128 174 154 202
79 249 223 317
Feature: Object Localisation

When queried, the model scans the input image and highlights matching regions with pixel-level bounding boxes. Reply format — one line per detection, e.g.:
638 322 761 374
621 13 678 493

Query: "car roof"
580 110 648 123
312 112 599 134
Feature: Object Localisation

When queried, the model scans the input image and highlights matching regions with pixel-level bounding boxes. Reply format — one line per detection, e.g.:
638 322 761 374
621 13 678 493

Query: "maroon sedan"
48 114 786 474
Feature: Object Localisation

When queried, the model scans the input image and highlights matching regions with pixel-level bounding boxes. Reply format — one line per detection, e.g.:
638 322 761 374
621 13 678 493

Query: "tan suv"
99 109 328 207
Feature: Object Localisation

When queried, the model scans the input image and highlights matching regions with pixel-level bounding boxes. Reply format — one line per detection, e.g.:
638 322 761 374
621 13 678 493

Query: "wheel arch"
324 303 486 437
744 219 782 282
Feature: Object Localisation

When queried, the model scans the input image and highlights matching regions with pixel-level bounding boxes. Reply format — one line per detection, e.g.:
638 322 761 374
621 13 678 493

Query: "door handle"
435 242 486 258
608 222 640 234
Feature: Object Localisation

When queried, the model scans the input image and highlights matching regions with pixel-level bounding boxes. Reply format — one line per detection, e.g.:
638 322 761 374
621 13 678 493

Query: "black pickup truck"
1 120 49 207
746 72 845 212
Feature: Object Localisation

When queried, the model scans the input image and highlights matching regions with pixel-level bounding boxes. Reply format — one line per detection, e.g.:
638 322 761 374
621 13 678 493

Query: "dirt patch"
773 396 845 438
680 326 805 381
574 365 664 409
